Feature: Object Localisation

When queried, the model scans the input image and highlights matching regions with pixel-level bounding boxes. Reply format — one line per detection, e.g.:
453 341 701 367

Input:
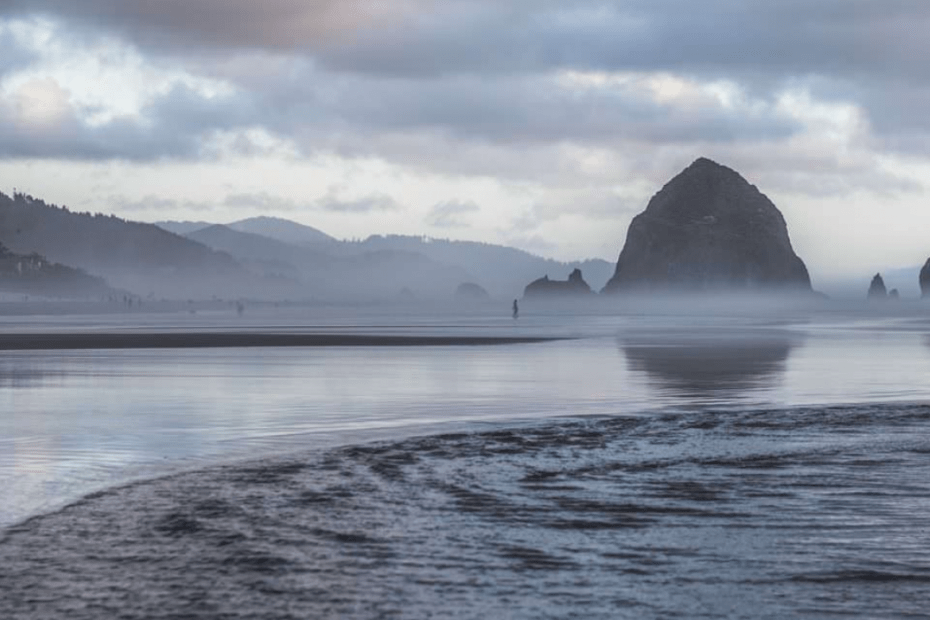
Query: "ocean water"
2 303 930 618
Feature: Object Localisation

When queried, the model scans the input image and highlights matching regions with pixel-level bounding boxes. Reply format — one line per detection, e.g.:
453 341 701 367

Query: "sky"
1 1 930 282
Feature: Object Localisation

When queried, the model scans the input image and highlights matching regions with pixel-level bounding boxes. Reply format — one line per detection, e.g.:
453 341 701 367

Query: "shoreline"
0 332 564 350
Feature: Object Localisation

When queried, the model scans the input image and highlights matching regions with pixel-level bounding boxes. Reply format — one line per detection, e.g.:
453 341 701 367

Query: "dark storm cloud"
0 83 255 160
0 109 193 160
0 62 797 162
2 0 929 173
294 72 795 145
3 0 927 82
0 0 427 51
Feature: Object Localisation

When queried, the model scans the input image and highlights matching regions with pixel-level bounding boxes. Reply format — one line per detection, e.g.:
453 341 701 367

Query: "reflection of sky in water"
3 311 930 528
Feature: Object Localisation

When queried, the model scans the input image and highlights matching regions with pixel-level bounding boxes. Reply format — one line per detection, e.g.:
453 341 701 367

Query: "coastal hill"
157 217 336 247
227 216 336 246
603 158 812 293
162 219 614 300
339 235 613 299
0 192 266 299
0 242 115 298
0 189 614 302
186 224 473 301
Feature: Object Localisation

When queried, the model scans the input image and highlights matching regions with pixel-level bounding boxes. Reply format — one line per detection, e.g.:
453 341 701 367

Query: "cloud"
0 0 429 51
0 78 255 160
315 189 400 213
223 192 304 212
5 0 925 84
0 1 928 203
426 199 479 228
0 24 35 76
106 194 215 213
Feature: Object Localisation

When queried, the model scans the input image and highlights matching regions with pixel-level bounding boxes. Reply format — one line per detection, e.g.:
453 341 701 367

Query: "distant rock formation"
455 282 490 301
889 288 900 300
524 268 593 298
398 287 417 301
921 258 930 298
603 158 812 293
867 273 887 299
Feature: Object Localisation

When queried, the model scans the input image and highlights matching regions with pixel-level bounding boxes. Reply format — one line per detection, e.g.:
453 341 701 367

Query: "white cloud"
0 2 929 276
426 199 480 228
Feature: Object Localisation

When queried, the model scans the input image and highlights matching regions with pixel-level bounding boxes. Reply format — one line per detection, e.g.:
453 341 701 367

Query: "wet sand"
0 332 563 350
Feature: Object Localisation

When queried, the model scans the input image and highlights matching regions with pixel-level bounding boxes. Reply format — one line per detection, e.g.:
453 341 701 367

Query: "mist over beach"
5 1 930 618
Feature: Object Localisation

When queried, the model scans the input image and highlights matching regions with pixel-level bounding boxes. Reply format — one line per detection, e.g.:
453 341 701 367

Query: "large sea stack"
602 158 812 293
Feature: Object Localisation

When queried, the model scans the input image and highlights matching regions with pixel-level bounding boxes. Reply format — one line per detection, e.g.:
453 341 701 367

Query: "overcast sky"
1 0 929 281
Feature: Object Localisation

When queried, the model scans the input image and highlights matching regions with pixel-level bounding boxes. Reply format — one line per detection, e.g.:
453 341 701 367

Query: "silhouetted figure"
236 301 245 316
512 299 519 319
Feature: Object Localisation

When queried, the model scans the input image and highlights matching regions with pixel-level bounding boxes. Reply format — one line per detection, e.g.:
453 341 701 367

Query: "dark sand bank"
0 332 563 350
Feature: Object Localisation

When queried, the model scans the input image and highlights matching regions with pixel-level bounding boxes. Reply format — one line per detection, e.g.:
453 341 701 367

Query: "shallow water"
2 304 930 617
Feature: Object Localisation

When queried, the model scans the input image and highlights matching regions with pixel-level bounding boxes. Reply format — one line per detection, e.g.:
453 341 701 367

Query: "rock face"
867 273 887 299
524 268 593 298
602 158 812 293
455 282 490 301
920 258 930 298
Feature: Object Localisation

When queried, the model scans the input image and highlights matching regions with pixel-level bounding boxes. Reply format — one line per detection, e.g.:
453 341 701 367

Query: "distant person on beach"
512 299 519 319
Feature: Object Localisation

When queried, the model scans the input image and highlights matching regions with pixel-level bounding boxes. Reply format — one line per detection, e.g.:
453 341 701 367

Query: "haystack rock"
524 268 593 298
867 273 887 299
920 258 930 298
602 158 812 293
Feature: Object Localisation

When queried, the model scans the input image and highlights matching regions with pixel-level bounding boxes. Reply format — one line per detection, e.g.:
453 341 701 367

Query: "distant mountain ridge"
158 218 614 299
185 224 473 301
0 192 268 299
154 220 216 236
227 216 336 246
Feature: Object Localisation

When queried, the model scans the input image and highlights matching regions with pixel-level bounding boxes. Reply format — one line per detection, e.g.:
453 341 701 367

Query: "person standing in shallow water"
512 299 519 319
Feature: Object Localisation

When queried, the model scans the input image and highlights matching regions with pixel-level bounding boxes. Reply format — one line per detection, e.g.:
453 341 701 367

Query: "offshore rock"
603 158 812 293
920 258 930 298
455 282 490 301
867 273 887 299
524 268 593 298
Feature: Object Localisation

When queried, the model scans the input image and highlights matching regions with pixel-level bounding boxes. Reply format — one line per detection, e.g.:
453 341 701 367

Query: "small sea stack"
867 273 887 300
523 268 593 298
455 282 490 301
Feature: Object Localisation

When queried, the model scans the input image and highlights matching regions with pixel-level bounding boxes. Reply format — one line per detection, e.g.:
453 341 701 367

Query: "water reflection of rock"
620 329 801 400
